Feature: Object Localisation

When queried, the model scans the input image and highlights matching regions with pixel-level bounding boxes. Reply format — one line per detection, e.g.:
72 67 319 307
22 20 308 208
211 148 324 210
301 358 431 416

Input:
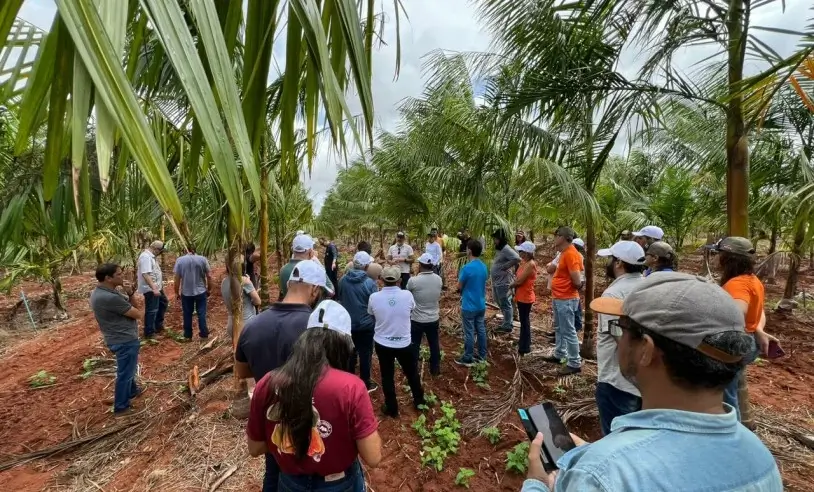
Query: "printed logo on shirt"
388 297 396 307
268 402 333 463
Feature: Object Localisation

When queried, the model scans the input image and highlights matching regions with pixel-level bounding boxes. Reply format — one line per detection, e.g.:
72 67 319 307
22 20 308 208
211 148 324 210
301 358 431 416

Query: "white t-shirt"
424 241 443 265
137 250 162 293
388 243 414 274
368 286 415 348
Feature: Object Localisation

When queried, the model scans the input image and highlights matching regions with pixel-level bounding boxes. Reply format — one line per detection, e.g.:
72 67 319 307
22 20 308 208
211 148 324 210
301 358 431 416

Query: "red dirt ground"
0 250 812 491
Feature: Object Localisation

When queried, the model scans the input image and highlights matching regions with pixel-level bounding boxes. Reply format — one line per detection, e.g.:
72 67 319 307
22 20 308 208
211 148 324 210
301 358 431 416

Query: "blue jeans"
108 340 140 412
462 309 487 362
575 299 583 332
595 382 642 435
553 298 581 368
263 453 280 492
181 293 209 338
278 460 364 492
143 290 168 337
723 334 758 420
493 284 513 331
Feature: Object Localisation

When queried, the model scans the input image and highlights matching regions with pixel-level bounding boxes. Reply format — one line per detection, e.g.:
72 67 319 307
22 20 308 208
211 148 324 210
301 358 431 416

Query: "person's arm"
120 294 144 322
513 261 534 288
357 431 383 468
245 280 261 307
352 381 382 467
246 377 271 457
140 255 159 294
387 246 394 261
124 307 144 322
234 335 253 379
173 273 182 298
504 247 521 271
457 267 468 293
204 259 213 293
564 252 583 290
406 246 415 263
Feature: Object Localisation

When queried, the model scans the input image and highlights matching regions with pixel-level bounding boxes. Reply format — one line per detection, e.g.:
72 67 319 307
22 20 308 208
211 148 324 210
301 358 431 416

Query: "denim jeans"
263 453 280 492
375 342 424 414
278 460 364 492
461 309 487 362
349 329 374 385
517 302 532 355
595 382 642 436
553 298 581 368
493 284 513 331
181 292 209 338
411 319 441 375
108 340 140 412
575 299 583 332
723 334 758 420
143 290 168 337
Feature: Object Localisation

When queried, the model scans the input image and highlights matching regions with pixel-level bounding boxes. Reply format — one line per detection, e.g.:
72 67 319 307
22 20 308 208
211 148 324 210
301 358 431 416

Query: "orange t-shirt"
515 260 538 303
722 274 765 333
552 244 583 300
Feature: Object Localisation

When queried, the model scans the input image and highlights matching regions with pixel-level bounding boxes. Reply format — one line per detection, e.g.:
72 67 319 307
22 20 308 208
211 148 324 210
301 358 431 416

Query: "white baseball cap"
292 234 315 253
572 238 585 248
295 230 305 236
417 252 434 265
516 241 536 254
353 251 373 267
288 259 332 293
597 241 646 265
632 226 664 240
307 300 352 336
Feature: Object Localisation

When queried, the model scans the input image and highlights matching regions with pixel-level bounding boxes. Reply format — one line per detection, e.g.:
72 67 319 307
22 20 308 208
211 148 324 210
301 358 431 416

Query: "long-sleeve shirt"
490 245 520 287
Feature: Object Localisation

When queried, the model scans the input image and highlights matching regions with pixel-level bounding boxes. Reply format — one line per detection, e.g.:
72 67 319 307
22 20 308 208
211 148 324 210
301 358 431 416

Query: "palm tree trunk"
50 267 66 314
809 243 814 270
258 170 270 307
768 225 778 254
580 219 597 359
783 223 805 300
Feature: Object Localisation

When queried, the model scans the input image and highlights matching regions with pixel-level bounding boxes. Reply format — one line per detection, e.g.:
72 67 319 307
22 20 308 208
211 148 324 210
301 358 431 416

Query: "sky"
17 0 812 213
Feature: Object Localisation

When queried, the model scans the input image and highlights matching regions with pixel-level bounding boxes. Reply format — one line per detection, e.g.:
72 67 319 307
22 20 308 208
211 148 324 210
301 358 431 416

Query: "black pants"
517 302 533 355
400 272 410 289
326 267 339 296
410 320 441 375
375 342 425 414
349 330 374 385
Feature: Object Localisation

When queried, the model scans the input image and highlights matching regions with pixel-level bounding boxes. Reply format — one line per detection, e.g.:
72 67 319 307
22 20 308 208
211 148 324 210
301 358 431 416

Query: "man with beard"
594 241 646 435
387 231 415 289
235 259 330 492
544 227 583 375
491 228 520 334
521 273 781 492
632 225 664 252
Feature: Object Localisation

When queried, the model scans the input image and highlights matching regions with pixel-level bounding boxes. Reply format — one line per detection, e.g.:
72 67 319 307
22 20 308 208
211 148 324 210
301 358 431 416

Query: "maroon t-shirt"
247 367 378 475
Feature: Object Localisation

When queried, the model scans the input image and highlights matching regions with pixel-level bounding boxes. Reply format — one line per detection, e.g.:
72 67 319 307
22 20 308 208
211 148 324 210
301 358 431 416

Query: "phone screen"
528 403 576 463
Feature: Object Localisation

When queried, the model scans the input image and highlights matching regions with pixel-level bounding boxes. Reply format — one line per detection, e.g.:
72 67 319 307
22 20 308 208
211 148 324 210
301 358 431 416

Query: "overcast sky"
18 0 811 213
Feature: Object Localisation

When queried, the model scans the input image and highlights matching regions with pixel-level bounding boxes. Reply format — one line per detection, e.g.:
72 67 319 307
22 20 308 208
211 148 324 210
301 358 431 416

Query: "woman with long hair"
713 237 779 419
512 242 538 355
246 300 382 491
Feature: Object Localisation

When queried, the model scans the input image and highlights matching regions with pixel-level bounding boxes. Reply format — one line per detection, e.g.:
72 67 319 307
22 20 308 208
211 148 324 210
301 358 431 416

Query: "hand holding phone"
518 402 577 472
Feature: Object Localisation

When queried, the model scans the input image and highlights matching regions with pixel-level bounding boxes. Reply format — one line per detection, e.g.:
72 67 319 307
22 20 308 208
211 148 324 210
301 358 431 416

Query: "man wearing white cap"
337 251 380 392
236 259 330 491
632 225 664 252
594 241 646 435
278 234 334 300
407 253 443 376
387 232 414 289
137 240 168 338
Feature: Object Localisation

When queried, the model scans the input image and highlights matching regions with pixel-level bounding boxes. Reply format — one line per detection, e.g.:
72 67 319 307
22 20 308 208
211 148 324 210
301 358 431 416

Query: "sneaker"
495 328 513 334
455 357 475 367
131 386 144 399
557 365 582 376
380 404 399 418
113 407 137 418
365 381 379 393
542 355 563 364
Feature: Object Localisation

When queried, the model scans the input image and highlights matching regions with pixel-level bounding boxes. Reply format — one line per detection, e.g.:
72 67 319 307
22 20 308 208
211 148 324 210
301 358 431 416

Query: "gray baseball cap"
590 272 746 363
711 236 755 257
646 241 674 259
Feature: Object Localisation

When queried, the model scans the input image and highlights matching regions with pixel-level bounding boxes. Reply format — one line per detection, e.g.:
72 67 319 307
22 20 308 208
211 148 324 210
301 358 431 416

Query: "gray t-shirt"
407 272 442 323
90 286 139 346
221 277 258 322
137 250 162 293
174 253 211 296
597 273 644 397
491 245 520 286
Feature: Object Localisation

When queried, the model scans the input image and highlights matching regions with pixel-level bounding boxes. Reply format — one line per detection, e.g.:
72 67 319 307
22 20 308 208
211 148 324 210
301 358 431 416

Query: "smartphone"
518 402 576 472
766 340 785 360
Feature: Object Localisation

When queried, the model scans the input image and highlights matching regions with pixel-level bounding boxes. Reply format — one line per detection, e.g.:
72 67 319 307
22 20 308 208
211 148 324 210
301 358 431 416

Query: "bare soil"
0 250 812 491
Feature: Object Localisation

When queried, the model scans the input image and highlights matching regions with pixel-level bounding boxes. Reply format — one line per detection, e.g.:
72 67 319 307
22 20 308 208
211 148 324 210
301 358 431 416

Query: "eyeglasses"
607 317 645 338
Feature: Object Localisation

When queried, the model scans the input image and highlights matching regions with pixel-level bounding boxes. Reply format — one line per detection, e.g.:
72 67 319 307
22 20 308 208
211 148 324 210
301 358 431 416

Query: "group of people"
88 225 784 491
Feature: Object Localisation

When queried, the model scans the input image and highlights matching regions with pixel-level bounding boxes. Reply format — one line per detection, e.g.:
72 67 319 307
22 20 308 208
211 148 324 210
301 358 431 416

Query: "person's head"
96 263 124 286
291 234 316 259
553 226 575 250
645 241 676 271
492 228 508 250
632 226 664 250
711 237 756 286
417 253 434 272
467 238 483 258
267 300 354 460
285 260 331 307
396 231 405 244
458 228 469 240
183 242 197 254
318 237 327 246
381 265 401 287
515 230 526 245
591 273 753 406
149 240 165 255
353 251 374 271
357 241 372 254
572 237 585 255
428 229 438 242
619 230 633 241
516 241 536 261
597 241 646 279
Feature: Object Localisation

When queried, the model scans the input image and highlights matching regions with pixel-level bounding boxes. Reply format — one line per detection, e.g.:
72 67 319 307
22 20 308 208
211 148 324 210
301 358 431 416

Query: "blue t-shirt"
459 259 488 312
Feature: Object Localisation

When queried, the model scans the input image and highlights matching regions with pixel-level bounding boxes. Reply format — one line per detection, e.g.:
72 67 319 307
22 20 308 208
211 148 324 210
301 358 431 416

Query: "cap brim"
597 248 613 257
590 297 624 316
